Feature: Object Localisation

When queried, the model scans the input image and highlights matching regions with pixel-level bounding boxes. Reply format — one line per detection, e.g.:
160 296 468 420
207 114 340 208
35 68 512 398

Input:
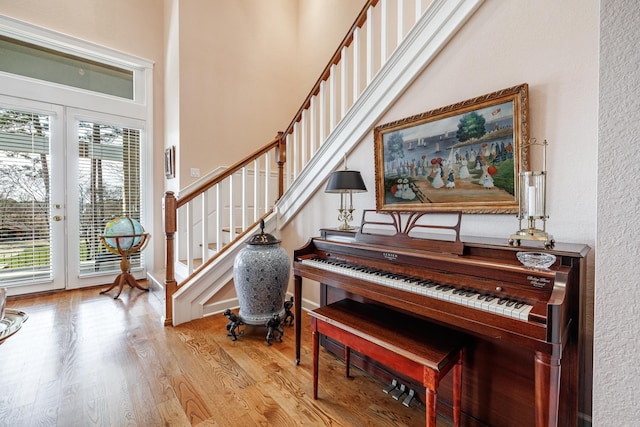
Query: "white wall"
281 0 599 421
594 0 640 425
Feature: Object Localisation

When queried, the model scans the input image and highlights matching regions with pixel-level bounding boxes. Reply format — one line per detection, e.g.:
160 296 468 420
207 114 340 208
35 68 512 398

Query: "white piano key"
301 258 533 322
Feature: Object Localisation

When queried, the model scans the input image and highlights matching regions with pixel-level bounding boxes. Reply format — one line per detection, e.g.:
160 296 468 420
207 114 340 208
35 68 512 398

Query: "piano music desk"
310 299 465 427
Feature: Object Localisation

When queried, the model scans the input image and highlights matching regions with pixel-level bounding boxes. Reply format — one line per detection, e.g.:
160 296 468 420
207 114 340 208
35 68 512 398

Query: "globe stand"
99 233 150 299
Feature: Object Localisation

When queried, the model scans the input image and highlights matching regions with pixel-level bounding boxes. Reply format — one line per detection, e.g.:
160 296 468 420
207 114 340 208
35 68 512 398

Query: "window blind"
77 121 143 275
0 108 52 284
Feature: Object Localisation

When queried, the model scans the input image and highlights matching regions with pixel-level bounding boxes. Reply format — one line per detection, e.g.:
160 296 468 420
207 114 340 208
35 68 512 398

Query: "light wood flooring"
0 284 452 426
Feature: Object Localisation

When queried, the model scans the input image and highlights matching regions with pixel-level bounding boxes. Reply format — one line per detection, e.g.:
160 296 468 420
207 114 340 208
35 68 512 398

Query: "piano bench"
310 299 465 427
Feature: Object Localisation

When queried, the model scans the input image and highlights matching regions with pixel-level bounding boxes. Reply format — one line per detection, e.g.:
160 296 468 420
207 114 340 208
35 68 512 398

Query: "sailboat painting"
373 84 530 214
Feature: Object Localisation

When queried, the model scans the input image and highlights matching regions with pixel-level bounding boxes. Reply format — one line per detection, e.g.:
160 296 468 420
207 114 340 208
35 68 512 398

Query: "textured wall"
594 0 640 424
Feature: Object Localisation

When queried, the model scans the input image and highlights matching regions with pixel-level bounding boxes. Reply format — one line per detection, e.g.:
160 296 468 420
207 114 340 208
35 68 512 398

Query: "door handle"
53 215 63 221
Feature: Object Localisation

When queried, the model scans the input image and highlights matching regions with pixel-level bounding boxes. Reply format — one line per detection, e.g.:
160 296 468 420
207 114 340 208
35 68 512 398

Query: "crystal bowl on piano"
516 251 556 269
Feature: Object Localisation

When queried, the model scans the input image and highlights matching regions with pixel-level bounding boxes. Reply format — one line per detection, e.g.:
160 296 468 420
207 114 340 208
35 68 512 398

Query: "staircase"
159 0 485 326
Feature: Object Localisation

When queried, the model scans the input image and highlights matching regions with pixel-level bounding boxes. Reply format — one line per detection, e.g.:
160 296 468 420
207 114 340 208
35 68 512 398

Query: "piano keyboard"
301 257 533 321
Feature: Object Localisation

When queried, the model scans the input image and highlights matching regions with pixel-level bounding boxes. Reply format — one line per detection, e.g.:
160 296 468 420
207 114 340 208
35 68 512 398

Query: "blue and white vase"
233 221 290 325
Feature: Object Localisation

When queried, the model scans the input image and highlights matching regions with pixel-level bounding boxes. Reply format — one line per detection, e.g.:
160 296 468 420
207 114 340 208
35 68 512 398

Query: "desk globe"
99 217 150 299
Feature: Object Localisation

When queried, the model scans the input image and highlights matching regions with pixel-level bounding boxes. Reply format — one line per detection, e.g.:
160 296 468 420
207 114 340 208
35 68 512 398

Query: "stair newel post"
163 190 178 325
276 131 286 200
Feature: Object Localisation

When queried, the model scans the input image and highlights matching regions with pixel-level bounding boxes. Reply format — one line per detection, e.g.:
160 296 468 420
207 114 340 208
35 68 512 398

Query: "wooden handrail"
282 0 379 137
176 134 283 207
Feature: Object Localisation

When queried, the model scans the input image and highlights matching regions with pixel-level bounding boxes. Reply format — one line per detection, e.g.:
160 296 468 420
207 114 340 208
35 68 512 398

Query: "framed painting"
374 83 529 213
164 145 175 179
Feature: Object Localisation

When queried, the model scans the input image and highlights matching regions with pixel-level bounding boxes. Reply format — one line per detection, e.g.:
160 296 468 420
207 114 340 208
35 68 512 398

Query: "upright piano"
292 212 589 427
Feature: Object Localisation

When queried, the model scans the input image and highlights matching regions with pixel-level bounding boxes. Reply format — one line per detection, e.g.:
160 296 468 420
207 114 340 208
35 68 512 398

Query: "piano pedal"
402 388 415 407
383 379 398 394
391 384 407 400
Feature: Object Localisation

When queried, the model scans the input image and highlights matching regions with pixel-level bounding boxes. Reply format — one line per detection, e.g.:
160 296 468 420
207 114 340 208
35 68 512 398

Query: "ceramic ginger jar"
233 221 290 325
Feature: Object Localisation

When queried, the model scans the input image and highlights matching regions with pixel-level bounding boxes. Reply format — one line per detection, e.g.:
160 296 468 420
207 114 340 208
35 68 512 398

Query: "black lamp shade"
324 170 367 193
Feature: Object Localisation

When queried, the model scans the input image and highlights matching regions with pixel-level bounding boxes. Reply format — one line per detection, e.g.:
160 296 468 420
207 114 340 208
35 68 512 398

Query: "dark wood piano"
292 212 589 427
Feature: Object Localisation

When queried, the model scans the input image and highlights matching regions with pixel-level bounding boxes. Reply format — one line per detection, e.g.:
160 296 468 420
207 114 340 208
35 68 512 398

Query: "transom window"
0 35 134 99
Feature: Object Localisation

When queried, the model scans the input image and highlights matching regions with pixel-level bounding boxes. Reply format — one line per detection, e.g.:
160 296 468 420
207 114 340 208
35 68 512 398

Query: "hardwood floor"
0 285 453 426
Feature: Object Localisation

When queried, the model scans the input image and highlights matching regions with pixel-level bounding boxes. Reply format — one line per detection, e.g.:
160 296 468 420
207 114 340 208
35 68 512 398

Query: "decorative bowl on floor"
516 252 556 269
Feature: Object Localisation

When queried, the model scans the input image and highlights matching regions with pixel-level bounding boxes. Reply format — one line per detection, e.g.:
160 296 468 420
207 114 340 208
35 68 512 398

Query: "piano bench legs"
310 299 465 427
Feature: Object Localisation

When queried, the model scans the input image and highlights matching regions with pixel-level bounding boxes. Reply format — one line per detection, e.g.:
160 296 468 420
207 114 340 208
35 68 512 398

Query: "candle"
527 185 537 217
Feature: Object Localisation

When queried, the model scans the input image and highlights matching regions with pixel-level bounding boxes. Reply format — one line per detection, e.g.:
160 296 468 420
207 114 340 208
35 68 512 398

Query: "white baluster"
397 0 404 43
293 121 300 179
329 64 336 131
285 132 293 188
241 166 248 232
201 190 209 262
228 173 234 248
341 45 348 120
300 111 307 170
309 96 317 155
186 201 194 274
253 158 259 222
381 0 387 62
215 184 221 252
352 26 361 102
264 150 271 214
319 80 326 142
366 5 374 84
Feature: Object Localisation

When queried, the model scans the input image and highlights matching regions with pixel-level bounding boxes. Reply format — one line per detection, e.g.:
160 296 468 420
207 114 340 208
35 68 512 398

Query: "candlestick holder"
509 139 554 248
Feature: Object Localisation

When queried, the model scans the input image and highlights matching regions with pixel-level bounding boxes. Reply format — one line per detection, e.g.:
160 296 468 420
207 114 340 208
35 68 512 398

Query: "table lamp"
324 156 367 230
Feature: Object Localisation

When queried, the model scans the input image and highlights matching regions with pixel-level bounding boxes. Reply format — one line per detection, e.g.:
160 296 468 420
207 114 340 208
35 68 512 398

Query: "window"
0 108 52 283
77 121 143 275
0 35 134 99
0 16 153 292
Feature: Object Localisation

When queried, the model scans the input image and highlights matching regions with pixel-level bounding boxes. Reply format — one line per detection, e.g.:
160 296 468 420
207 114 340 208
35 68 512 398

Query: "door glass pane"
0 108 52 286
77 122 143 276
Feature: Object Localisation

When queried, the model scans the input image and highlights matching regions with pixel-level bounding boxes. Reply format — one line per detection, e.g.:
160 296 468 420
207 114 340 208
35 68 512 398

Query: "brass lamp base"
336 207 356 231
509 229 555 249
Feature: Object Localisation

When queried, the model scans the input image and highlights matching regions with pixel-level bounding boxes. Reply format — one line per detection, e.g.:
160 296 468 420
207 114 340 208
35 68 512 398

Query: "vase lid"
247 220 281 245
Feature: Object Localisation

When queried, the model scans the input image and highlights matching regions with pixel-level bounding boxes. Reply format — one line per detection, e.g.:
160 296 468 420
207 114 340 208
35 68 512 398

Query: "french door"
65 108 146 290
0 97 146 294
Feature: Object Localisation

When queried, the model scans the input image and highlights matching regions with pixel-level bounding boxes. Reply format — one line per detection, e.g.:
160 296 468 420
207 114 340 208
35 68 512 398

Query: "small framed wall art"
164 145 175 179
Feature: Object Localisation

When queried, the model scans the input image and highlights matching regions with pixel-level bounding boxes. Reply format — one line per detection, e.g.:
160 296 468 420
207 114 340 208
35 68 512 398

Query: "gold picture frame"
374 83 529 213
